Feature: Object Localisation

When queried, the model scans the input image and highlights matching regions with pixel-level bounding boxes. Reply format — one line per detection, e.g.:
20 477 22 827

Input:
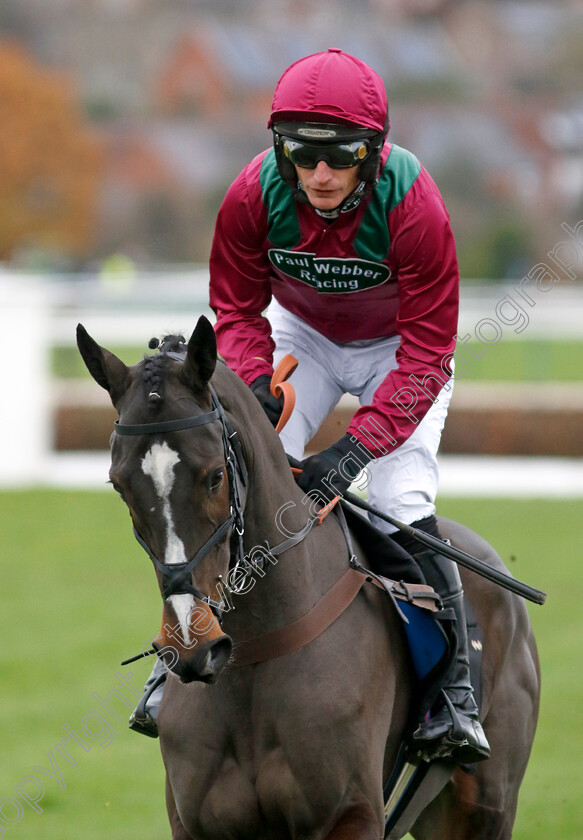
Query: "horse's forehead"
142 442 181 496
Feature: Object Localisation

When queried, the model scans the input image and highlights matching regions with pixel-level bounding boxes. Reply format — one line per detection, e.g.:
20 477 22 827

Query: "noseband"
115 381 248 621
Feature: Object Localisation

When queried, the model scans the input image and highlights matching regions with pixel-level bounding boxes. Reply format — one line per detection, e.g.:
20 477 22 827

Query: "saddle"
341 500 483 706
340 503 452 693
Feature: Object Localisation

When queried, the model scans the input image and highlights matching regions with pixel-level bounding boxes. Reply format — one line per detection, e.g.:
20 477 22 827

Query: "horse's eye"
208 469 225 493
109 480 126 502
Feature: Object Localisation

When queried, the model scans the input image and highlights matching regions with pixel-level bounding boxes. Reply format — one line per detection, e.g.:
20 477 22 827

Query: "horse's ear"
76 323 129 403
181 316 217 392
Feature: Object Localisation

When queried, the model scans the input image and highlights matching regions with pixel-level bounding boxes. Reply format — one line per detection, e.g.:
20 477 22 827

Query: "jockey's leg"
128 655 166 738
391 514 490 762
362 376 489 764
409 538 491 763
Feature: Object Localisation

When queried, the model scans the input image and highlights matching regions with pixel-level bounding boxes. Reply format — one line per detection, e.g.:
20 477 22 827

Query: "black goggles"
280 136 370 170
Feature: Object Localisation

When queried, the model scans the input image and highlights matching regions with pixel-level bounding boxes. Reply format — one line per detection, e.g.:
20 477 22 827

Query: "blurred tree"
0 42 102 264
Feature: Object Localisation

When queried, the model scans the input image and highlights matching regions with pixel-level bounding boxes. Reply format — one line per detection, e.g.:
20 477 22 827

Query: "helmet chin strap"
296 180 368 219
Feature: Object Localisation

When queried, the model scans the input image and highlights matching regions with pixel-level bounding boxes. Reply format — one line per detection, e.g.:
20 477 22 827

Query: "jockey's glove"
298 433 372 497
249 374 284 427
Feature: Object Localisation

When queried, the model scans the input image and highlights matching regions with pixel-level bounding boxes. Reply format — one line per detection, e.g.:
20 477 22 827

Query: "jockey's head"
268 49 390 213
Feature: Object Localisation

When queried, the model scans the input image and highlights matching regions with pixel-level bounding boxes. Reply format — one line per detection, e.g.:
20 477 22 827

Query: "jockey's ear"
181 316 217 392
76 323 129 405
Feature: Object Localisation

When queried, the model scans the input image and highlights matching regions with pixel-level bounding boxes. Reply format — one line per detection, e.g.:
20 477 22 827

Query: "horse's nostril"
211 636 233 668
198 636 232 683
173 636 233 684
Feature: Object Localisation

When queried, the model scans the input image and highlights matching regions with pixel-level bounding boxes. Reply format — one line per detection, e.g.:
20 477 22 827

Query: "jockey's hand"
298 433 371 496
249 374 284 427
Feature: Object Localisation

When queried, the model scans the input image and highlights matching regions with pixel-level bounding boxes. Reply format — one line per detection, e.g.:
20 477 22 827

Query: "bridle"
115 379 248 621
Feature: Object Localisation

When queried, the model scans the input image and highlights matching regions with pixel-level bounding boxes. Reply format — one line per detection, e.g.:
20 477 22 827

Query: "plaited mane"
143 334 186 403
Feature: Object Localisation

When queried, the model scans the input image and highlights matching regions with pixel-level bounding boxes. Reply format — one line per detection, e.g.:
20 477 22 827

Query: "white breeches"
268 300 453 533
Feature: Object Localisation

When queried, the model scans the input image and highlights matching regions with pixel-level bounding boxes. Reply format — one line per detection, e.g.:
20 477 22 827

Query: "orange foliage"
0 42 103 262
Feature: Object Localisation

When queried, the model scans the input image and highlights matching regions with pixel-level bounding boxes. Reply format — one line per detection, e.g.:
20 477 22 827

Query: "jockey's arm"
346 190 459 459
209 163 274 386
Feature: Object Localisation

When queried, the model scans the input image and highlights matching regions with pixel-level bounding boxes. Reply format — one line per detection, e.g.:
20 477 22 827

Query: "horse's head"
76 316 238 684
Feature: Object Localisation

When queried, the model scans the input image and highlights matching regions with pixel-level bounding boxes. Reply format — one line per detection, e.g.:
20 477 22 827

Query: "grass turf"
0 490 580 839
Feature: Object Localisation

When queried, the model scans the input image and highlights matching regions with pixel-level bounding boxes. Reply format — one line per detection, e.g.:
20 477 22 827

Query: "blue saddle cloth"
399 600 450 685
397 595 483 712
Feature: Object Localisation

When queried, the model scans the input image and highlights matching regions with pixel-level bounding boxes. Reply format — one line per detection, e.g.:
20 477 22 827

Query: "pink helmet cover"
269 48 389 135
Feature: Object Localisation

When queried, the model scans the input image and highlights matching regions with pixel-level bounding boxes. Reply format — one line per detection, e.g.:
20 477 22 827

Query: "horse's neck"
243 461 313 581
226 455 346 636
215 371 348 632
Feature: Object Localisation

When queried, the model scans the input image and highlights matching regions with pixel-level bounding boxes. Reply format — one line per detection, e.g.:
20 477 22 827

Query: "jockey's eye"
207 468 225 493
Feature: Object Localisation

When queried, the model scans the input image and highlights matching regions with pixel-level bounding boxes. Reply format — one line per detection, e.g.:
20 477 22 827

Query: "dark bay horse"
77 316 540 840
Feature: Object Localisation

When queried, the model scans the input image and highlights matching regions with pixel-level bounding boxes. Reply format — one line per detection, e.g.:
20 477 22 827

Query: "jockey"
130 48 490 765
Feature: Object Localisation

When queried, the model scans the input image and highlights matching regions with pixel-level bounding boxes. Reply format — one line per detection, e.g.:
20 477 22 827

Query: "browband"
114 408 220 436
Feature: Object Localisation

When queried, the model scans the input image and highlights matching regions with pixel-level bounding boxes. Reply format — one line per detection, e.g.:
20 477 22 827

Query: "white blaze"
167 593 195 648
142 442 194 645
141 442 186 565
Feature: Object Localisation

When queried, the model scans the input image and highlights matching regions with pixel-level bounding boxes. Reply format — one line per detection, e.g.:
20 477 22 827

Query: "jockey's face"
295 161 360 211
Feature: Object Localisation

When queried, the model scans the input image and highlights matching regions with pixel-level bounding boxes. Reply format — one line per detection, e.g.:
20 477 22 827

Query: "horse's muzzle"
162 636 233 684
156 596 233 683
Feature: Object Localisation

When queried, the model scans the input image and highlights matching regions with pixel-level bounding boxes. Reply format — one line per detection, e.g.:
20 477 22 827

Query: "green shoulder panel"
354 144 422 262
259 150 302 248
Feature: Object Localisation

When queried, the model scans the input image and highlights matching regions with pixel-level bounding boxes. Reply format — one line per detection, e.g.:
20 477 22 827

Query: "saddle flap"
355 565 451 687
398 600 449 684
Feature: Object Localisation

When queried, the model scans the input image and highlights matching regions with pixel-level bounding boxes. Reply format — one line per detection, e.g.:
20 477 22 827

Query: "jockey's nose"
313 160 334 182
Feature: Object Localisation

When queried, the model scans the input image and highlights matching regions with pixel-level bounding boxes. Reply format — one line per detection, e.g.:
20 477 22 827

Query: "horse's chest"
190 748 311 839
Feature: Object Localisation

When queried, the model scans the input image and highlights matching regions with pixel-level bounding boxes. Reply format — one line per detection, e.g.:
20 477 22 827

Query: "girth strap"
230 567 366 668
229 563 441 669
